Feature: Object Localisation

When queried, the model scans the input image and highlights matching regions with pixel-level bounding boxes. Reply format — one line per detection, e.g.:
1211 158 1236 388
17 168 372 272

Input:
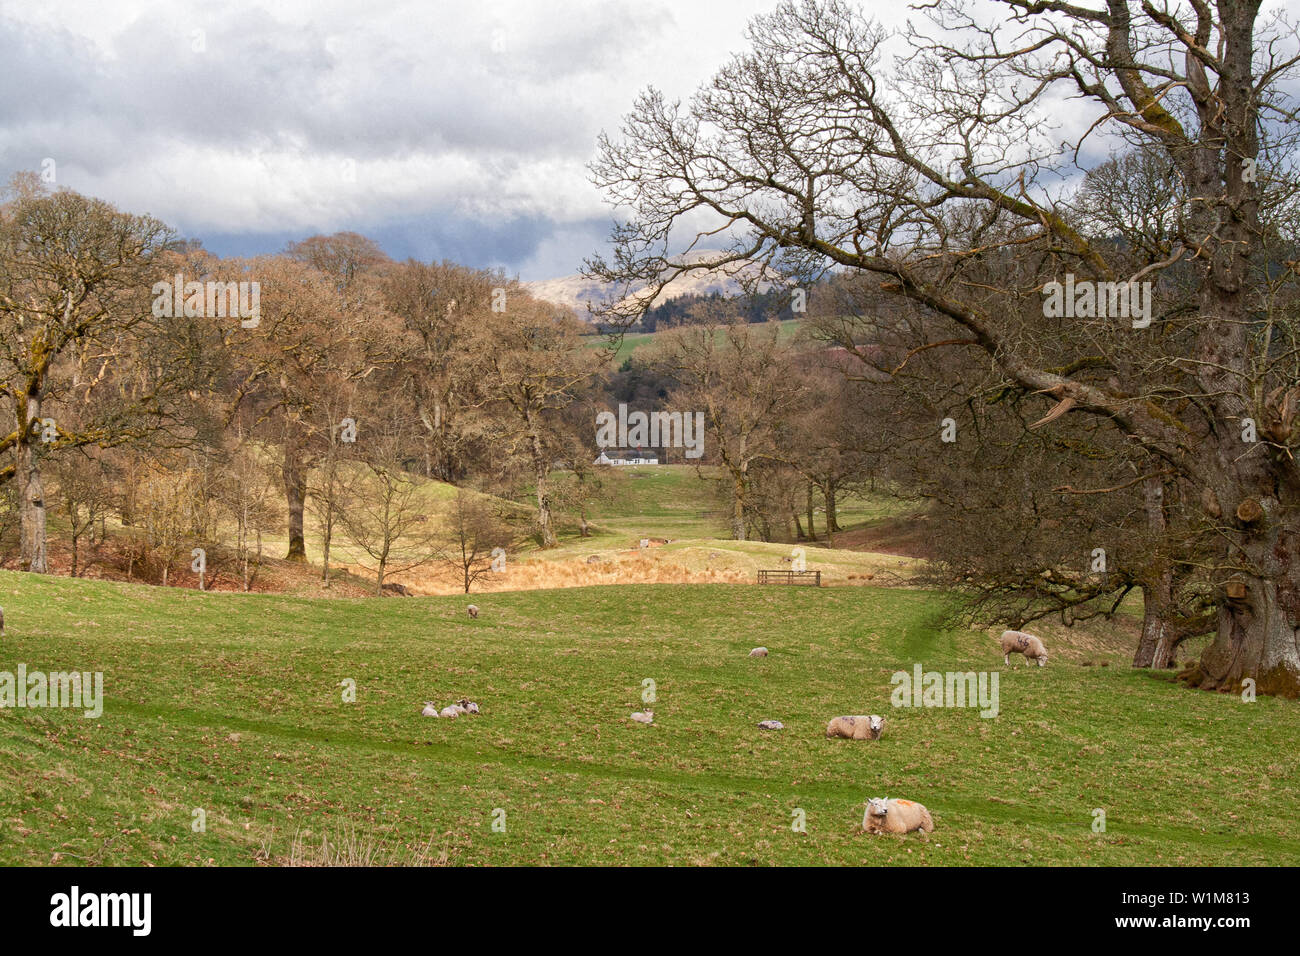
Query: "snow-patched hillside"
523 249 783 319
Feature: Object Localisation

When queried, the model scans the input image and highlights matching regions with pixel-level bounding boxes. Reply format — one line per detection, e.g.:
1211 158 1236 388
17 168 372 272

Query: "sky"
2 0 1297 281
0 0 809 280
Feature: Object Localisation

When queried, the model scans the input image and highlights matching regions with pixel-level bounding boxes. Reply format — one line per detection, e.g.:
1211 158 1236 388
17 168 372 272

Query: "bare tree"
590 0 1300 696
0 178 172 572
337 417 440 594
471 294 604 547
647 319 803 539
435 487 514 594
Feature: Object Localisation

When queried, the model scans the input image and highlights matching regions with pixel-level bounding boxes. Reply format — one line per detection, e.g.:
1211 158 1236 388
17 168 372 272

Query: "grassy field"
1 568 1295 866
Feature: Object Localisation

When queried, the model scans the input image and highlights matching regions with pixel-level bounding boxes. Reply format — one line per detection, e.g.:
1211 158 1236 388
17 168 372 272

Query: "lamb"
999 629 1049 667
757 719 784 730
439 705 464 718
749 647 768 658
630 710 653 724
863 797 934 835
456 698 480 715
825 714 886 740
467 605 479 619
421 702 439 717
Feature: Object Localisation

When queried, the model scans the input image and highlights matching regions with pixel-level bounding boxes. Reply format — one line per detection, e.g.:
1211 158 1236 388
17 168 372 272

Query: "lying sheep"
630 710 654 724
825 714 885 740
863 797 934 835
424 698 480 718
757 719 784 730
999 629 1049 667
467 605 479 619
749 647 768 658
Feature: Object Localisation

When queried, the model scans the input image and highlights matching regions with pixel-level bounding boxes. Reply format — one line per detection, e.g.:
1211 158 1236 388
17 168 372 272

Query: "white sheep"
421 702 438 717
757 719 784 730
467 605 479 619
630 710 654 724
863 797 934 835
749 647 769 658
825 714 886 740
439 704 465 718
458 699 480 715
999 629 1049 667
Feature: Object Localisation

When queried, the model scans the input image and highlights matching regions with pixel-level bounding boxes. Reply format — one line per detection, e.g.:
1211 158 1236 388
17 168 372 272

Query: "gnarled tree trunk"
17 396 47 574
282 449 308 562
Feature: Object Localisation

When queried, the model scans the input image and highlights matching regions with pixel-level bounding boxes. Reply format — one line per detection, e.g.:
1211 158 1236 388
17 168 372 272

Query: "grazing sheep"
863 797 934 835
825 714 886 740
757 719 784 730
630 710 653 724
421 702 439 717
749 647 769 658
467 605 479 619
999 629 1049 667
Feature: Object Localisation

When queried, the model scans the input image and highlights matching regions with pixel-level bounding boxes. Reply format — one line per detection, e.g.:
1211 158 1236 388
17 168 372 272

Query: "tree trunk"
825 480 840 532
730 473 746 541
1183 519 1300 697
17 397 48 574
527 416 557 548
805 486 817 542
793 512 805 540
1134 577 1177 669
1133 475 1171 668
321 503 333 587
282 449 308 562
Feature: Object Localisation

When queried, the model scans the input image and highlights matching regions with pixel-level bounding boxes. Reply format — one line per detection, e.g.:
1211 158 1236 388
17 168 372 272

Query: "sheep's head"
868 715 885 735
866 797 889 818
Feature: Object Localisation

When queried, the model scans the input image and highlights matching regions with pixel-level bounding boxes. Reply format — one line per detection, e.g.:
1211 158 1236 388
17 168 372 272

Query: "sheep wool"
999 630 1049 666
421 702 439 717
749 647 769 657
630 711 653 724
467 605 479 619
825 714 886 740
863 797 934 835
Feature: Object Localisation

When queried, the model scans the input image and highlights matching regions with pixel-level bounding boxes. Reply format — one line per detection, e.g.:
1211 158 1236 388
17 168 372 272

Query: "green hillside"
0 570 1293 866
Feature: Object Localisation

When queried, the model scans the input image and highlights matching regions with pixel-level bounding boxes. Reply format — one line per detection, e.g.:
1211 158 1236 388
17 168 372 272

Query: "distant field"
584 318 805 365
0 570 1295 866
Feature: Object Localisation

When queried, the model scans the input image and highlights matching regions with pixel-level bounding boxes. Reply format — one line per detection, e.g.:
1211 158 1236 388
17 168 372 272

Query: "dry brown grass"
376 549 750 596
260 824 450 867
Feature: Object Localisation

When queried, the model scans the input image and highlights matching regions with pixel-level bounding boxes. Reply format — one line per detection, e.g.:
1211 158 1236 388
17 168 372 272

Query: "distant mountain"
523 250 782 320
